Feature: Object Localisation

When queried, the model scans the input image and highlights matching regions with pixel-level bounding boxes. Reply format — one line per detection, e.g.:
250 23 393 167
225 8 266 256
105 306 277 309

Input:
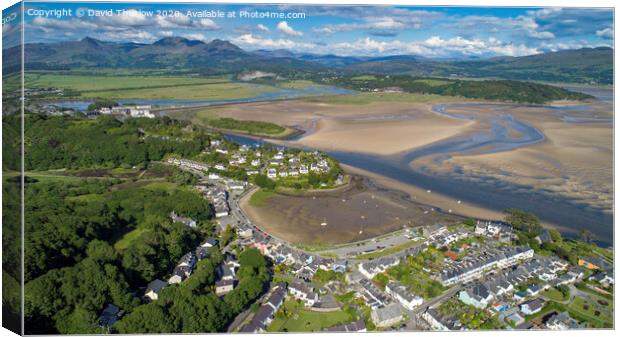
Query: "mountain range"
3 36 613 84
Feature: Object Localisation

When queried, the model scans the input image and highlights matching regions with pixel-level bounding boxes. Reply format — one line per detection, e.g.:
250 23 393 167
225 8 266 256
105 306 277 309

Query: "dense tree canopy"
22 114 209 170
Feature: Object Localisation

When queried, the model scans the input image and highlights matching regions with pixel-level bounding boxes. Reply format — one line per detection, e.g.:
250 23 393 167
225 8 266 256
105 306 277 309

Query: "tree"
503 208 542 235
115 303 175 333
549 229 562 242
579 229 594 243
220 225 237 248
254 174 275 190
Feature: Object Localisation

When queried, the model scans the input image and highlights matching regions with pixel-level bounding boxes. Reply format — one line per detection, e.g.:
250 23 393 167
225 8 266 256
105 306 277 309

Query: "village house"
201 237 219 248
145 279 167 301
438 245 534 286
357 278 389 309
240 282 288 333
422 224 448 238
169 211 197 228
578 256 611 270
215 279 236 296
267 168 277 179
358 257 399 278
98 304 122 330
459 282 493 309
385 281 423 310
520 298 545 315
421 308 464 331
371 303 403 328
546 312 587 330
589 270 614 286
289 280 319 307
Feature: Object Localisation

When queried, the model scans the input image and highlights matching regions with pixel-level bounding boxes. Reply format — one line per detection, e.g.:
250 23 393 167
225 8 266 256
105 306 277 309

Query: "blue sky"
3 2 614 58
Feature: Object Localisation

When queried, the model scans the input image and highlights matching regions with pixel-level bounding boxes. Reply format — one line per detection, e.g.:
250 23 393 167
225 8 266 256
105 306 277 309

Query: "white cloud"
257 24 270 32
159 30 174 37
32 17 97 30
329 36 538 57
196 18 219 30
528 7 563 19
183 33 207 41
314 16 419 34
596 27 613 39
98 30 157 43
98 9 151 28
232 33 312 50
277 21 303 36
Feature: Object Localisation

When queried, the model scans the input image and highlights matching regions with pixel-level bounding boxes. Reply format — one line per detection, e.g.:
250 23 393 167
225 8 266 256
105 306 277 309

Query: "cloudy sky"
3 2 614 58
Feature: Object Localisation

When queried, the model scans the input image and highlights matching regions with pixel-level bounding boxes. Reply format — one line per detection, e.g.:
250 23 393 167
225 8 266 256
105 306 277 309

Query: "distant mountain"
346 47 613 84
4 37 324 74
3 37 613 84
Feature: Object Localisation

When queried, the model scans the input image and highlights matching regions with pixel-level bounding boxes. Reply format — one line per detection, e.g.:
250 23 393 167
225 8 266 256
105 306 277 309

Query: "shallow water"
224 88 614 245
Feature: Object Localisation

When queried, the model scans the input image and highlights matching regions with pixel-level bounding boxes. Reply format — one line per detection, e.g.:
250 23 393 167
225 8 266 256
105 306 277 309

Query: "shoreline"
238 173 462 245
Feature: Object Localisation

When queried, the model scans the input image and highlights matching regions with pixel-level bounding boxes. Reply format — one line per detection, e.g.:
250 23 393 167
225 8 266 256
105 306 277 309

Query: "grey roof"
251 305 275 327
522 298 545 311
99 304 121 327
239 322 258 333
373 303 402 322
146 279 167 294
266 288 286 308
471 283 491 300
203 237 219 246
216 279 235 288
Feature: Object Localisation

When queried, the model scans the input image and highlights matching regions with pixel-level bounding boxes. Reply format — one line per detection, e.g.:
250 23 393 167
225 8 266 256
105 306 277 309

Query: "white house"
289 281 318 307
385 281 423 310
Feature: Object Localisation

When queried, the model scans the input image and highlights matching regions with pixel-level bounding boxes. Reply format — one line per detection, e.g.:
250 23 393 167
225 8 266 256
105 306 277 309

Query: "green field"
208 117 288 136
267 300 355 332
541 287 569 302
114 228 150 251
567 295 613 328
412 78 452 86
249 190 275 207
24 73 282 101
306 92 447 105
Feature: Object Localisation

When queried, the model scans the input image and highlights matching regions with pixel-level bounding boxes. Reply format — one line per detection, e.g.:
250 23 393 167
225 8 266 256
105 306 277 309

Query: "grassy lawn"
267 300 355 332
355 240 419 260
207 117 290 137
541 287 569 302
567 296 613 328
384 248 445 299
114 227 150 251
248 189 275 207
306 92 446 105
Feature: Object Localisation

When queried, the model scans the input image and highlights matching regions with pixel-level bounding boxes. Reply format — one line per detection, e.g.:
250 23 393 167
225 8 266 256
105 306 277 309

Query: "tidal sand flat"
415 99 613 216
197 98 474 156
240 176 461 245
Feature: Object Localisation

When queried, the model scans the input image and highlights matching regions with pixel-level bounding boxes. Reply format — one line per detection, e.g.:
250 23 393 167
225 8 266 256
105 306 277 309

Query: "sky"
2 2 615 58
